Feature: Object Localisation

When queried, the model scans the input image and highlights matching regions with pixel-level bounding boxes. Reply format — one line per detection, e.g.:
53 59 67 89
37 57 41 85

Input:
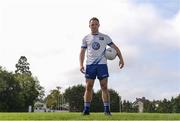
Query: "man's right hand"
80 66 85 74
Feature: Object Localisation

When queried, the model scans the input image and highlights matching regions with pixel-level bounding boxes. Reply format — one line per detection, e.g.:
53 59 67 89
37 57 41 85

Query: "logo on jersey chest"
99 37 104 40
92 42 100 50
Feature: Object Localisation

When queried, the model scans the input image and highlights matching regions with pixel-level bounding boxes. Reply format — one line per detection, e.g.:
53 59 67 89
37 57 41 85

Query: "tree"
14 56 44 111
156 98 172 113
122 100 128 112
0 67 22 112
0 65 44 112
45 87 61 110
14 74 44 111
64 85 85 112
172 94 180 113
143 100 156 113
122 100 135 112
15 56 31 76
109 89 120 112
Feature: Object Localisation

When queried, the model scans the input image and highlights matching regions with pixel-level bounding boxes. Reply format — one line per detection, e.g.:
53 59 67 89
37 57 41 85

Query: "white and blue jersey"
81 32 113 80
81 32 113 65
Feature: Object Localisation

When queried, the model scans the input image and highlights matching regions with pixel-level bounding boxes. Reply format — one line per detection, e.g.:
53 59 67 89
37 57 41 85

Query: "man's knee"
100 82 108 91
86 86 93 92
86 82 94 91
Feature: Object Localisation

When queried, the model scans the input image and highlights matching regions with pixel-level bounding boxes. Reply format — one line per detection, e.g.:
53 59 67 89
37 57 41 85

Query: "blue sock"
104 102 110 112
83 102 90 112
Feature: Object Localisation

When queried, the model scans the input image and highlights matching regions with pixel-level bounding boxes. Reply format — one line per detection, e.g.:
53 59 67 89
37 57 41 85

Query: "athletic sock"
83 102 90 112
103 101 110 112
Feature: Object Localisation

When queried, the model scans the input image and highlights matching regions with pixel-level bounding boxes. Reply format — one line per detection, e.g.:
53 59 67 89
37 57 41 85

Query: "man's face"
89 20 100 34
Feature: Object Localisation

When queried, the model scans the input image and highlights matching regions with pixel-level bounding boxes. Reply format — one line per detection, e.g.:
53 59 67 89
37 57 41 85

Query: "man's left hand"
119 60 124 69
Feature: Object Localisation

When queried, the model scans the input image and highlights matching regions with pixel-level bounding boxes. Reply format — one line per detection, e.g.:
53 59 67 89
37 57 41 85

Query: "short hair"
89 17 99 23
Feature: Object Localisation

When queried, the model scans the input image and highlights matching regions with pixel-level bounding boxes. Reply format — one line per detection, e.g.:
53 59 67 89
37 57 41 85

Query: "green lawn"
0 112 180 120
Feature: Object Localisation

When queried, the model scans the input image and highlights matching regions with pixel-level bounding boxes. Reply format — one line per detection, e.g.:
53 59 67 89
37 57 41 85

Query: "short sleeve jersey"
81 32 113 65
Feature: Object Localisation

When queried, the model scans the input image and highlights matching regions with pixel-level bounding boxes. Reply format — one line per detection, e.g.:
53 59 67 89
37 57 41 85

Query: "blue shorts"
85 64 109 80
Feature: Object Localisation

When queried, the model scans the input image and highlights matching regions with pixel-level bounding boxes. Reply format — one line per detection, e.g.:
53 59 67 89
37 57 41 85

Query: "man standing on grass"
79 17 124 116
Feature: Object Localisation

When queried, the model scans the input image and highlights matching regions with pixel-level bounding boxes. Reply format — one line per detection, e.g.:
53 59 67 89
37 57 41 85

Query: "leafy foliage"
15 56 31 75
0 56 44 112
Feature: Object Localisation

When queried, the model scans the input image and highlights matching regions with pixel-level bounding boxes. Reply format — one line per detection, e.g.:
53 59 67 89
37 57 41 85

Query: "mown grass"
0 112 180 120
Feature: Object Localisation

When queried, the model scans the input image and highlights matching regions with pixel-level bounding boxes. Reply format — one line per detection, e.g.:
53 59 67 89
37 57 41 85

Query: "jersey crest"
92 42 100 50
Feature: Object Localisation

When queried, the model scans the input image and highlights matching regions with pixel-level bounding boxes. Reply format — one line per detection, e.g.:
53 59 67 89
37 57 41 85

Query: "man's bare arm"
79 48 86 73
111 43 124 69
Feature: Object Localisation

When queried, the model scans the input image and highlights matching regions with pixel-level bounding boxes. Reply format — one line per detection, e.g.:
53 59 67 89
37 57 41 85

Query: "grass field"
0 112 180 120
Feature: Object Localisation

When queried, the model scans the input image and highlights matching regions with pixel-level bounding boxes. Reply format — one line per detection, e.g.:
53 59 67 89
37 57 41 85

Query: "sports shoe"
82 110 90 115
104 111 112 116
